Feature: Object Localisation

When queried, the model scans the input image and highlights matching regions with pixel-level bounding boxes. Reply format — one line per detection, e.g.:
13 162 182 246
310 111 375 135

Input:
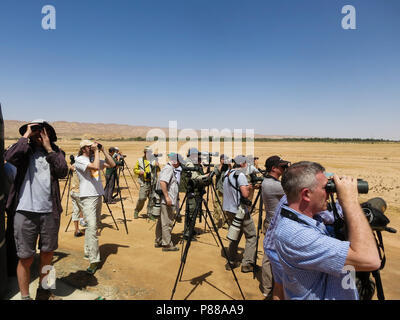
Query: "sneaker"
79 218 88 227
225 261 241 271
162 246 179 252
74 230 84 237
35 288 62 300
86 262 99 275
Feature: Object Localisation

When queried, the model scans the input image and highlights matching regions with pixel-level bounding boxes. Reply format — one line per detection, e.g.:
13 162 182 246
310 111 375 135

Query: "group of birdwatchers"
3 119 380 300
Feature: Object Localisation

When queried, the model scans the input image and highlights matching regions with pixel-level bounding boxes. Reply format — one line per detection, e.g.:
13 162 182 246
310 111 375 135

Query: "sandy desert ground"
5 139 400 300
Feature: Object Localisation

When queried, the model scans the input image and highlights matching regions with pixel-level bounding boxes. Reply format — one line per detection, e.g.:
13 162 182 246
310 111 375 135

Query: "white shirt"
16 149 53 213
74 155 106 197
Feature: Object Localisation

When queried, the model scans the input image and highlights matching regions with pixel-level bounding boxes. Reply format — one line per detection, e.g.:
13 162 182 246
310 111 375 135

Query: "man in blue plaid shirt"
274 161 380 300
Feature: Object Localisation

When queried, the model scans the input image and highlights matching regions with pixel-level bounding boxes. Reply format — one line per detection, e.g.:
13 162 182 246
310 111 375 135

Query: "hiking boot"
74 230 84 237
134 212 139 219
154 242 163 248
35 288 62 300
225 261 241 271
86 262 99 275
162 245 179 252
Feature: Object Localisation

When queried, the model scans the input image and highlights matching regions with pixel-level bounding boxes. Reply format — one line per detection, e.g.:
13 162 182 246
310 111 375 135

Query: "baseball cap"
80 140 93 149
144 146 152 152
187 148 199 157
168 152 185 164
19 119 57 142
233 155 248 165
265 156 290 172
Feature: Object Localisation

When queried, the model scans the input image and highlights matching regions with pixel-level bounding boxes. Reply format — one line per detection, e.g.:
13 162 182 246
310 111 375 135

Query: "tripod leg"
180 198 202 279
121 169 135 204
372 270 385 300
102 194 119 231
115 171 128 234
199 205 219 247
202 199 246 300
171 193 186 233
249 189 261 217
64 172 72 216
171 197 202 299
65 216 73 232
124 163 139 190
60 170 71 202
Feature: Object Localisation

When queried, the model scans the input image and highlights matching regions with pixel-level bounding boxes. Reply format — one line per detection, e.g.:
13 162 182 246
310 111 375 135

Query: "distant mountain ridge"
4 120 301 140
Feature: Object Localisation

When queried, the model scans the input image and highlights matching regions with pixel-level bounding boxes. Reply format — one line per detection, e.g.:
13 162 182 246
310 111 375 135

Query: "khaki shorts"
14 211 60 259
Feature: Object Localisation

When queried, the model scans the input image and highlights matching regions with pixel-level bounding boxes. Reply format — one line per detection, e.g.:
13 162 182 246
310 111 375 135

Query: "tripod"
111 168 129 234
170 190 246 300
64 167 123 234
121 160 139 190
357 229 394 300
248 184 264 279
61 168 73 216
172 187 219 246
116 166 135 204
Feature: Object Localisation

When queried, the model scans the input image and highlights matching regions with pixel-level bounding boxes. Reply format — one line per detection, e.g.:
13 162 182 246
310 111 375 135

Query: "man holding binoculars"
275 161 380 299
74 140 115 274
223 155 257 273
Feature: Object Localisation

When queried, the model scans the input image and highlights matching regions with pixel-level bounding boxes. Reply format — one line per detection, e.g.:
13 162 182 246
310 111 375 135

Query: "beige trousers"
81 196 102 263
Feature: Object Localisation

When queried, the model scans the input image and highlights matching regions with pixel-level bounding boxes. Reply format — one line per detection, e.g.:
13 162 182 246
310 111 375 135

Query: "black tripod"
248 184 264 279
111 168 129 234
329 194 397 300
116 165 135 204
64 167 123 234
170 189 245 300
121 160 139 191
172 188 219 246
61 168 73 217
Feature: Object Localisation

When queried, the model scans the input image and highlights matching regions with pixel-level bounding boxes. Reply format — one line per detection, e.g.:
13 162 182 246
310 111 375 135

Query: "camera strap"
227 170 241 193
227 169 245 208
139 157 150 171
280 207 308 225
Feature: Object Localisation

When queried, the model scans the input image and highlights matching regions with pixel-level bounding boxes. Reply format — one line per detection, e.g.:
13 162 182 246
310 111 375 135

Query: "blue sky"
0 0 399 139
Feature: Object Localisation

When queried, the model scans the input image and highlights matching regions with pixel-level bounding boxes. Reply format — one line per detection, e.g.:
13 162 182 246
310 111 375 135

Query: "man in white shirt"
74 140 115 274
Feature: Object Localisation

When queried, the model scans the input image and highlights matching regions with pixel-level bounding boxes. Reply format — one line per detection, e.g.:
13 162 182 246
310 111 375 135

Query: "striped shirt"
263 196 343 252
274 205 358 300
